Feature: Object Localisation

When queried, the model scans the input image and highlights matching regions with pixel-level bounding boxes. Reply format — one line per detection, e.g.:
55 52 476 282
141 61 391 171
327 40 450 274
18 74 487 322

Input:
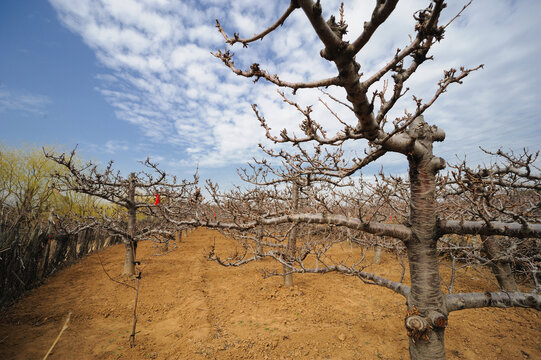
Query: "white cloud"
104 140 129 154
0 87 51 115
48 0 541 175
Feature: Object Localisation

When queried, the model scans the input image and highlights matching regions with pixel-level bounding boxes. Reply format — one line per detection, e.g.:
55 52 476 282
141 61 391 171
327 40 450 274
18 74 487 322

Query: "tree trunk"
373 245 382 264
481 235 518 292
123 239 136 276
282 268 294 287
123 173 137 276
405 119 448 359
283 182 299 287
256 227 263 256
162 239 169 252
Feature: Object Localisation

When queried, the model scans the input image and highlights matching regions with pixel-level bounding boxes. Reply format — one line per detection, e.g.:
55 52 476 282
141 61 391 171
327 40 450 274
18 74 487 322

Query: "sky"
1 0 540 188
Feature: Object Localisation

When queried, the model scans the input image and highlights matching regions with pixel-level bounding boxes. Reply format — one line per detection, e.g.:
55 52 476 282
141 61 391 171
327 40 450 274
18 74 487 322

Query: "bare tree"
442 149 541 292
200 2 541 359
235 151 354 286
146 182 202 253
45 149 198 276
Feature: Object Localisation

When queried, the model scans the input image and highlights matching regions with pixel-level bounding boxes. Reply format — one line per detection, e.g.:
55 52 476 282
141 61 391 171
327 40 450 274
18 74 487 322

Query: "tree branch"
171 213 412 241
446 291 541 312
212 50 342 92
347 0 399 56
438 220 541 238
215 1 299 47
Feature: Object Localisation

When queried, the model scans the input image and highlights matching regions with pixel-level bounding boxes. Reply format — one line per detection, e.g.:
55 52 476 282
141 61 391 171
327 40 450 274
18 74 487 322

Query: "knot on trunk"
427 310 448 329
428 156 446 172
406 115 446 143
405 315 431 342
404 306 447 342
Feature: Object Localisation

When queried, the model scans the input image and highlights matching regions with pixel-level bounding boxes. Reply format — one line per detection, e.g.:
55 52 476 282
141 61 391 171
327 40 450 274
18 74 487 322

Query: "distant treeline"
0 145 122 309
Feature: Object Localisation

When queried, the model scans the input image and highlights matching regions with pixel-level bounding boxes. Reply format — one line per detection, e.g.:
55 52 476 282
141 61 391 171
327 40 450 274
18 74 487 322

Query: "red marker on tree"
154 193 160 205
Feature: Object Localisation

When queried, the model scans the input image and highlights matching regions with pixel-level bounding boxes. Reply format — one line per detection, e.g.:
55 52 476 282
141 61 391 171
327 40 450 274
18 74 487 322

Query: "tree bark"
123 239 136 276
404 119 448 360
446 291 541 311
481 235 518 292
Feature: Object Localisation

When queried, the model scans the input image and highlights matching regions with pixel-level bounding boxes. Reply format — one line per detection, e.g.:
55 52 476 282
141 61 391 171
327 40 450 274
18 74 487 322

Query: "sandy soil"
0 228 539 359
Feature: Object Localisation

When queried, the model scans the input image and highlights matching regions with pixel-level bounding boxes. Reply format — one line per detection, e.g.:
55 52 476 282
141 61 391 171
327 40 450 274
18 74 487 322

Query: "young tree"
45 149 198 276
202 1 541 359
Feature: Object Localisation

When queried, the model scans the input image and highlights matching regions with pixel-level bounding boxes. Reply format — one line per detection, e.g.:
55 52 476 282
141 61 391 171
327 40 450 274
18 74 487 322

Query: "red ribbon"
154 193 160 205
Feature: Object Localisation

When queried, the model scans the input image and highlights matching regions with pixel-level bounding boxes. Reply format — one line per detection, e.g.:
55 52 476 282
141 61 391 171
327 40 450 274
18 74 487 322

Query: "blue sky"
1 0 540 187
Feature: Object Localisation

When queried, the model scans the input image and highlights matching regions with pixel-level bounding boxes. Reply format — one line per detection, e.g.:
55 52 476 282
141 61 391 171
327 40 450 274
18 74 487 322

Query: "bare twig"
42 311 71 360
96 252 135 290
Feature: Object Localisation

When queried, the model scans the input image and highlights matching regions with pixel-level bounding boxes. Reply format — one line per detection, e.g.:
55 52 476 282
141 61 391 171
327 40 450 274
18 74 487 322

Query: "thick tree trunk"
481 235 518 292
405 119 448 359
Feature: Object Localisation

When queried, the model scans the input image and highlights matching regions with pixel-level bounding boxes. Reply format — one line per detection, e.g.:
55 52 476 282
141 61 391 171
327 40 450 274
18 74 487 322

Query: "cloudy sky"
1 0 540 186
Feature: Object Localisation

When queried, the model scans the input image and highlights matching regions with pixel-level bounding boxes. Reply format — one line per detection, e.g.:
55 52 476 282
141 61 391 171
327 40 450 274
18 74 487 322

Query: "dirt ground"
0 228 539 359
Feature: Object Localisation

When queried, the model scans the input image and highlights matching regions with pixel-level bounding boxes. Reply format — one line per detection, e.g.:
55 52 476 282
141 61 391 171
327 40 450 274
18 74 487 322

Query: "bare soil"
0 228 539 359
